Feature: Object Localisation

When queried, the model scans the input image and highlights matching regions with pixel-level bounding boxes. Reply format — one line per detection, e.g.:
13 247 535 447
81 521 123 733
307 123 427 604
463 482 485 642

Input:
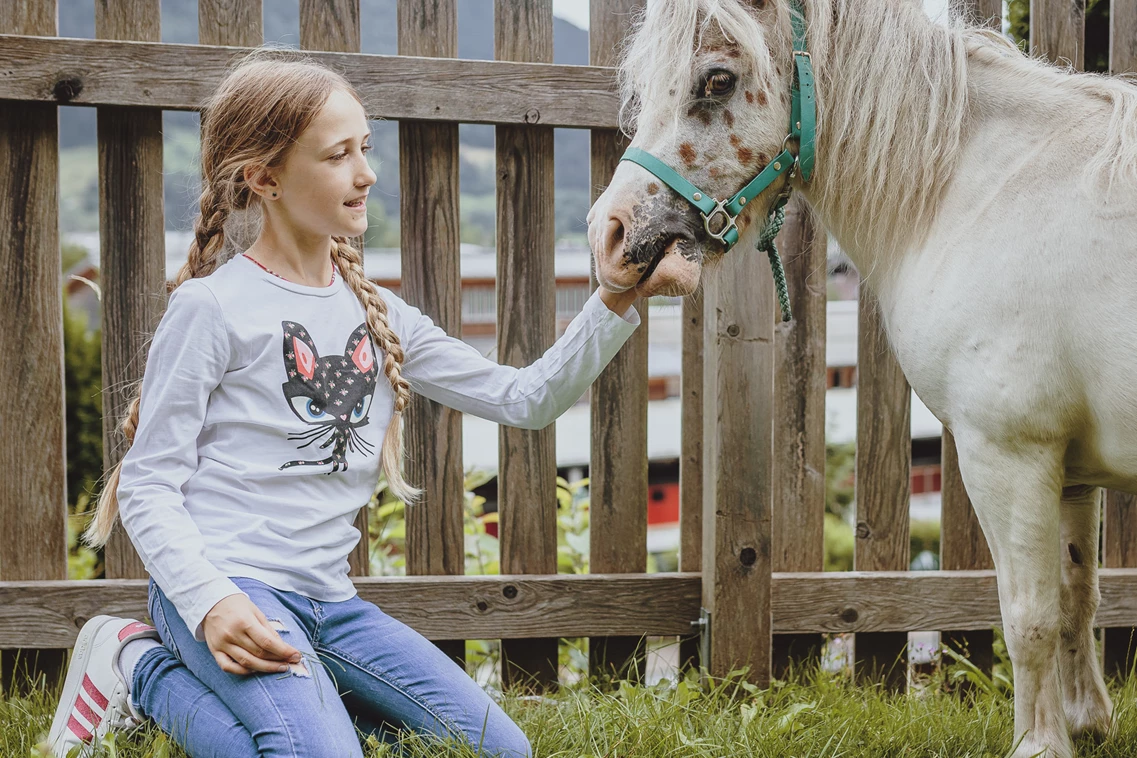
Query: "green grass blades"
8 664 1137 757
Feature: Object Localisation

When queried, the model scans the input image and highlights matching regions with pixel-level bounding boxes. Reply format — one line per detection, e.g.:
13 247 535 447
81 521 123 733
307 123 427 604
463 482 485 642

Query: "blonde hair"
84 50 419 550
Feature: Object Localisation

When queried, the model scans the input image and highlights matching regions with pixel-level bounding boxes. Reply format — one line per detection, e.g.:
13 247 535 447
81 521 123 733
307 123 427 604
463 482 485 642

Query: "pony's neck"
793 0 971 287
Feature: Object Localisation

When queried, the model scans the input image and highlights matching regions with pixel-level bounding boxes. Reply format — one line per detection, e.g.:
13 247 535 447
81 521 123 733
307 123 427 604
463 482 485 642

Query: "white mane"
618 0 1137 278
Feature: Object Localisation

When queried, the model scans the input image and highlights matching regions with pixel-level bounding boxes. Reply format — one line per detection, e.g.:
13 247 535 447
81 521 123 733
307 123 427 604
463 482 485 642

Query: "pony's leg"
1058 484 1113 740
953 431 1073 758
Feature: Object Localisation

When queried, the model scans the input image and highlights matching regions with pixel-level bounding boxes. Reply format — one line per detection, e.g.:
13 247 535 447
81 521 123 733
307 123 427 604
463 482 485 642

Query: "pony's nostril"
604 217 626 257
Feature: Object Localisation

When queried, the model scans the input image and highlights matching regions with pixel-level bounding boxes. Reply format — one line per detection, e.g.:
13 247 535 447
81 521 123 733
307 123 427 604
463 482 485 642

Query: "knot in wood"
502 584 518 600
839 607 859 624
739 546 757 567
53 76 84 103
476 600 489 612
524 108 541 124
854 521 871 540
726 324 741 337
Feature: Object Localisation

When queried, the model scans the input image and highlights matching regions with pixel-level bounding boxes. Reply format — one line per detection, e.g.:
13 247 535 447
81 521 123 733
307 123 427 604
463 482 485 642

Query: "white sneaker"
47 615 160 758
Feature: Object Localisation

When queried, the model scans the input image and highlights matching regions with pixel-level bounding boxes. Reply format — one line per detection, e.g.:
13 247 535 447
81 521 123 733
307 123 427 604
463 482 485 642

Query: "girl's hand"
203 594 303 675
598 285 639 318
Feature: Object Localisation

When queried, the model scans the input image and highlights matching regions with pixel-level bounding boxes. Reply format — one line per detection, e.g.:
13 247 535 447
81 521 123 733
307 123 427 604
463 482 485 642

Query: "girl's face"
264 88 377 245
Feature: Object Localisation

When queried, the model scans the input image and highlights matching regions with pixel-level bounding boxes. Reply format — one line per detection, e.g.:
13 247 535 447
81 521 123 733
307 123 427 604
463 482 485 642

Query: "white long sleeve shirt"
117 253 639 642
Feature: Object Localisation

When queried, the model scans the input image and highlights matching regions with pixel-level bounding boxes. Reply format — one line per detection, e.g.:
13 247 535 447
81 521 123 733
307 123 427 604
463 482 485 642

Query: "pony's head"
589 0 813 297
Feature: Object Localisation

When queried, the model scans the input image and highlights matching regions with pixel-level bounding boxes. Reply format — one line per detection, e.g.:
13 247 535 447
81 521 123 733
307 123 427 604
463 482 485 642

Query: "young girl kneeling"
48 50 639 758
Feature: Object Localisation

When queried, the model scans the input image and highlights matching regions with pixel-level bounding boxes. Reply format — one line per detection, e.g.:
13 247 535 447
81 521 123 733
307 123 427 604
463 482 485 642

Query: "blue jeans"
132 576 531 758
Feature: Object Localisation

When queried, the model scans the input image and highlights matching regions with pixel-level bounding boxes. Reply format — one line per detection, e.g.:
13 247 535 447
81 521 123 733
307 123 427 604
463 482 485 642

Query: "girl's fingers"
214 649 251 676
221 641 290 674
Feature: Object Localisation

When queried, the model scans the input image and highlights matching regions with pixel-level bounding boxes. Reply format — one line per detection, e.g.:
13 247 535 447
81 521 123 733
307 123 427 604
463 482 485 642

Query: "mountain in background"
56 0 596 244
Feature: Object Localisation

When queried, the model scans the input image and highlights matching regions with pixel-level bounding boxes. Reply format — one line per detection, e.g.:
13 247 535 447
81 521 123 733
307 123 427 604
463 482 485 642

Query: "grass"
7 651 1137 758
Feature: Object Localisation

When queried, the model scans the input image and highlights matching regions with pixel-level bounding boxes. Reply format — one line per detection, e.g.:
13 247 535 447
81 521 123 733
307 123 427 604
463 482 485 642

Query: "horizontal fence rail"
0 34 619 128
8 569 1137 649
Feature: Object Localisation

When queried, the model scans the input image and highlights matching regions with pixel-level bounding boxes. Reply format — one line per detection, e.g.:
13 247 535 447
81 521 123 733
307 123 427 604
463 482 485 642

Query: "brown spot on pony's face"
678 143 698 166
585 0 796 298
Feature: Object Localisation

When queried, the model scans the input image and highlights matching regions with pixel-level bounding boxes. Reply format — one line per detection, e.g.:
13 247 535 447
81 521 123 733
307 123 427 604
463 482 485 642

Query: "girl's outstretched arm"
382 285 640 430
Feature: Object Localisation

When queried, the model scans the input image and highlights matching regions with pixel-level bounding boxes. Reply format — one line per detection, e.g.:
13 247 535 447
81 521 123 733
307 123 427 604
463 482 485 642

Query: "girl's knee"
478 719 531 758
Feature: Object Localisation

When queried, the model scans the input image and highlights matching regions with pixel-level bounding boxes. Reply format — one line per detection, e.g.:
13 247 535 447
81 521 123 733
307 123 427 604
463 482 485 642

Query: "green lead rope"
756 201 793 323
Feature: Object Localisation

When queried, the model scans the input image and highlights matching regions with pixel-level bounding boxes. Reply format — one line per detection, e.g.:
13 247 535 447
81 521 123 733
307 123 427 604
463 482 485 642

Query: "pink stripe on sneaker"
118 621 155 641
82 673 109 710
75 691 101 728
67 714 93 742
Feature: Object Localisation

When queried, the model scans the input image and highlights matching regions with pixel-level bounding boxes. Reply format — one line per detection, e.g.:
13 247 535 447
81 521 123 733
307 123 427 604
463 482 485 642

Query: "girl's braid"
82 182 232 548
332 236 421 502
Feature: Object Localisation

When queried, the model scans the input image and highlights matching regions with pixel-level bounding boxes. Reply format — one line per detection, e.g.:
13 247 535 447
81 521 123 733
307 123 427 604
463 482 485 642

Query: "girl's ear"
244 163 280 199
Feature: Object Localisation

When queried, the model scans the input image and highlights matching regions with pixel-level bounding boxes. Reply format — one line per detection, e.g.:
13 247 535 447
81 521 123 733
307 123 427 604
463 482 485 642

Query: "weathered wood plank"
959 0 1002 27
397 0 464 665
588 0 648 682
7 569 1137 647
1030 0 1085 70
702 239 775 685
199 0 262 47
854 293 911 690
679 287 703 671
96 0 165 586
940 427 995 682
301 0 359 51
298 0 370 579
1105 3 1137 680
496 0 559 691
0 574 703 647
0 34 618 128
771 196 827 678
0 0 65 696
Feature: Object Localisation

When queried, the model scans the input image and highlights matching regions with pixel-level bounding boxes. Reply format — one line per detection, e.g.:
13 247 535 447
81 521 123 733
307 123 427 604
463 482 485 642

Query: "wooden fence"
3 0 1137 698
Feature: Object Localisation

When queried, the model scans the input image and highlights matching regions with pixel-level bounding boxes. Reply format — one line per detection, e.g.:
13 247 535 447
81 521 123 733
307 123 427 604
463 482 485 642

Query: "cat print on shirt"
280 321 378 473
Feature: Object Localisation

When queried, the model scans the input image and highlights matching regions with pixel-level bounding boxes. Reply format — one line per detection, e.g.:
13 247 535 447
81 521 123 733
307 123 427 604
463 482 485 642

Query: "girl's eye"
702 71 736 99
291 395 330 421
332 144 373 161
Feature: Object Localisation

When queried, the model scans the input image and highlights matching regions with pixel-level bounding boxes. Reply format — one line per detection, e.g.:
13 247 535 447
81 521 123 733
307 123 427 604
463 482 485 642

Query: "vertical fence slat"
771 196 827 678
940 429 995 682
588 0 649 682
199 0 262 46
1030 0 1086 70
702 250 775 686
958 0 1002 26
679 288 703 671
97 0 165 586
939 0 999 686
1104 0 1137 677
298 0 371 578
495 0 559 691
0 0 66 695
397 0 465 665
853 295 911 690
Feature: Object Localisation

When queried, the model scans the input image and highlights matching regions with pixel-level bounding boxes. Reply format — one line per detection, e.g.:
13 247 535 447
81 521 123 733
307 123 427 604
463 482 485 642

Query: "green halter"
619 0 815 320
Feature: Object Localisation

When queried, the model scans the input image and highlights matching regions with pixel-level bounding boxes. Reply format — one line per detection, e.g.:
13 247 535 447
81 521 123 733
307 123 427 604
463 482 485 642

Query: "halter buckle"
702 199 738 245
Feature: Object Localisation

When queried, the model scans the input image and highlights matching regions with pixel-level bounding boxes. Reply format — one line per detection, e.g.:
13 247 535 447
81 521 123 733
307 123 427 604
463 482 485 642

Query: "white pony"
587 1 1137 756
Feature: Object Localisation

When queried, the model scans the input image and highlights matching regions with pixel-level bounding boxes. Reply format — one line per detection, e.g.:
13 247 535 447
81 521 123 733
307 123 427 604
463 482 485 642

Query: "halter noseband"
619 0 816 255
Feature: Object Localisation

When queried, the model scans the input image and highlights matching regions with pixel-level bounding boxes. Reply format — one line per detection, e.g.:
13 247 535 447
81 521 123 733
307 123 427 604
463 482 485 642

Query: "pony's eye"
703 71 736 99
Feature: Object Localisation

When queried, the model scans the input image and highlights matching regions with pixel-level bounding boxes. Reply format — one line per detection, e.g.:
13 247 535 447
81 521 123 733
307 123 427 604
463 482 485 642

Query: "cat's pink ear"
351 335 375 375
293 337 317 379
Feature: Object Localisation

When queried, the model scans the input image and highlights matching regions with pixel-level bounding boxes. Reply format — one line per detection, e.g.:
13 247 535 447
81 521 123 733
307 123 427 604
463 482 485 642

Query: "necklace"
243 252 336 287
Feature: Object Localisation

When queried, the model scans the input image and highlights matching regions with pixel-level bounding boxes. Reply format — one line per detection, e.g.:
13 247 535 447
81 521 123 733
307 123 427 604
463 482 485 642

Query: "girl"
48 49 640 758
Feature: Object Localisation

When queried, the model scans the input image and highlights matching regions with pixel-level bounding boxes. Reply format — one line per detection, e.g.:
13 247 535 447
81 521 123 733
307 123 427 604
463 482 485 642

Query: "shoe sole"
47 614 115 757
